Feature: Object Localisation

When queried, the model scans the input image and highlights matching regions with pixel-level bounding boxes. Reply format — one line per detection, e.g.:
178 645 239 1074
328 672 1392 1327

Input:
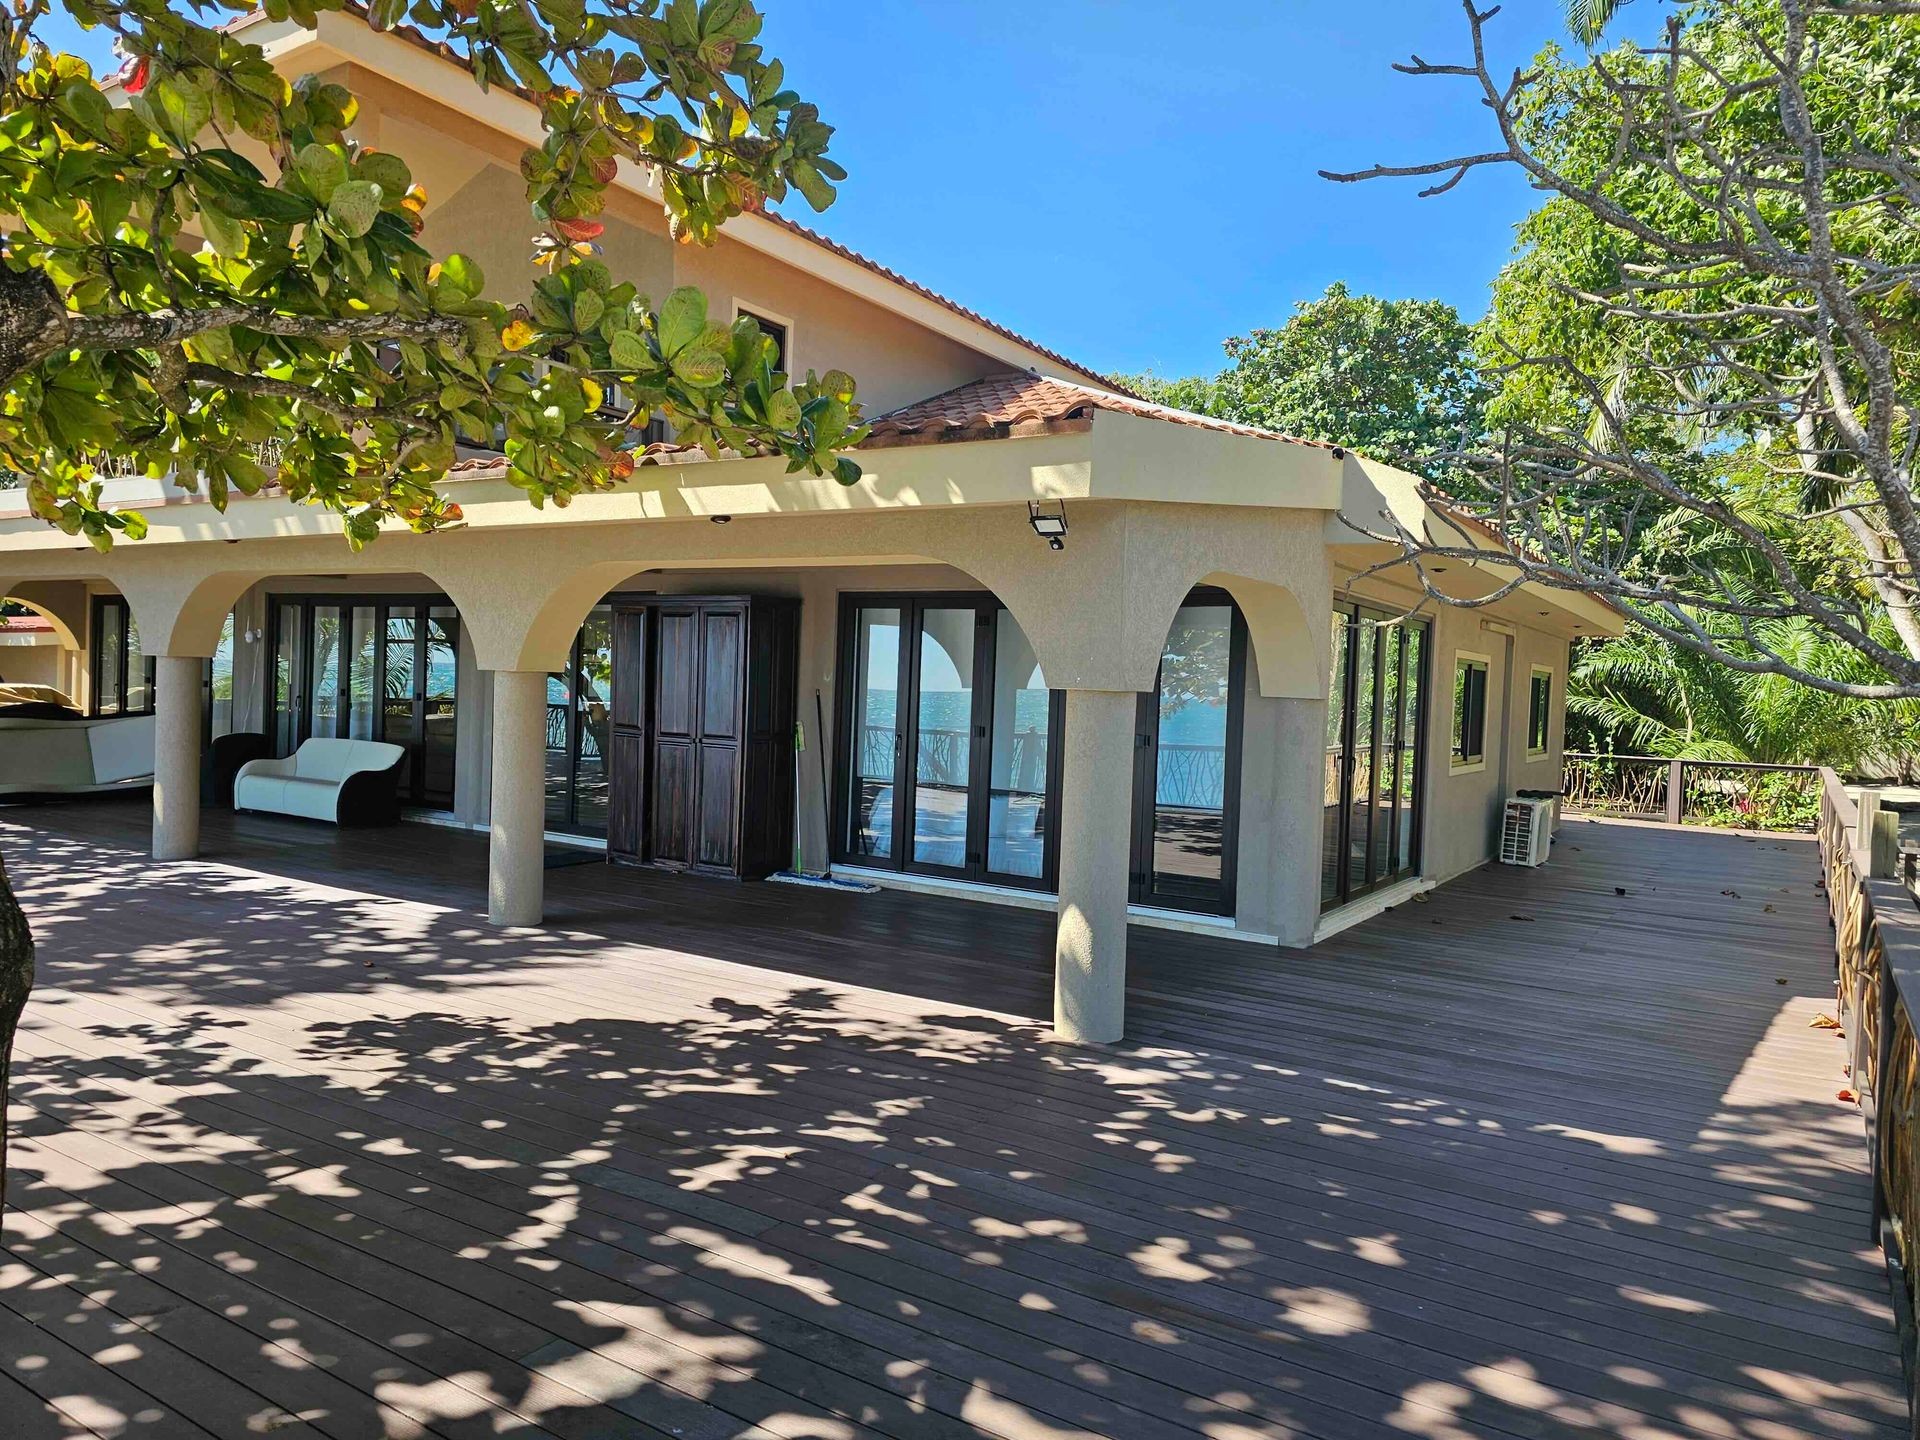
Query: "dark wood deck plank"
0 799 1906 1439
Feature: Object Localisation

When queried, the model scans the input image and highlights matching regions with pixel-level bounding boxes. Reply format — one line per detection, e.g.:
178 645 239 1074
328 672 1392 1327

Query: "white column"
1054 688 1138 1043
152 654 203 861
488 669 547 926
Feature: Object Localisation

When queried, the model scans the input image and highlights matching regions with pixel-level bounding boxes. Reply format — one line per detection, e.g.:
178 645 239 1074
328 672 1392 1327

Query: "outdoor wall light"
710 514 733 525
1028 500 1068 551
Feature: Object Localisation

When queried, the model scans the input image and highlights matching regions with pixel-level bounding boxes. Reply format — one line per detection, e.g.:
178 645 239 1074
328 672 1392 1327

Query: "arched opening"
1126 585 1248 917
0 590 83 704
1199 571 1322 700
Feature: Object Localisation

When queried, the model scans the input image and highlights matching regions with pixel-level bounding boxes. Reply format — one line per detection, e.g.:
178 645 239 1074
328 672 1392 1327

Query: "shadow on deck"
0 799 1904 1439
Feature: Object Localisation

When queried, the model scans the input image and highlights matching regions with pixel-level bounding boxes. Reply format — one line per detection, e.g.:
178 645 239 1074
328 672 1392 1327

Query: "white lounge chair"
234 738 407 825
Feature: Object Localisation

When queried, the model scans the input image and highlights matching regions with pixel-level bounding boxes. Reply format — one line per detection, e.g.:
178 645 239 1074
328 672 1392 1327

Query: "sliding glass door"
834 594 1062 889
1322 604 1427 910
1130 593 1245 915
267 594 460 809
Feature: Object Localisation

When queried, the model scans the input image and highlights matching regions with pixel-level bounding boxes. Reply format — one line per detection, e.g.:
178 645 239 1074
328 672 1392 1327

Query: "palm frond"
1567 0 1627 45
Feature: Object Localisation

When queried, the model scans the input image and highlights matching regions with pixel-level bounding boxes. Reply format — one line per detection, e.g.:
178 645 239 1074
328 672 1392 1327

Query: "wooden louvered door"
606 604 648 863
605 594 795 879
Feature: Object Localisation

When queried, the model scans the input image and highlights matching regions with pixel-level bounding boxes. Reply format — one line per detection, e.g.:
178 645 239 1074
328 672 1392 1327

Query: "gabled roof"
864 373 1337 448
203 4 1125 392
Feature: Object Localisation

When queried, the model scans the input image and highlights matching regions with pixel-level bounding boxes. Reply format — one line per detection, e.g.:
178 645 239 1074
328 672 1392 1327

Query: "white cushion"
234 739 404 822
291 738 404 782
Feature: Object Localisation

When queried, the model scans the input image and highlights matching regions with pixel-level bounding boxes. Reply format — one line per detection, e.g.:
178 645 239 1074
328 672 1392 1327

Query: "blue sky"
743 0 1597 380
47 1 1609 380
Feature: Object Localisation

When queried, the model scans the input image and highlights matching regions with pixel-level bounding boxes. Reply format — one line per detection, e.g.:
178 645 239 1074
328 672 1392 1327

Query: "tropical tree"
1322 0 1920 701
0 0 863 1209
1570 620 1920 771
1121 283 1486 484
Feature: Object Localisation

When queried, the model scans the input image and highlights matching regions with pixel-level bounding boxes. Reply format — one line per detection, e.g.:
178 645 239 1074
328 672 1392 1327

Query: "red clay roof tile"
864 373 1338 448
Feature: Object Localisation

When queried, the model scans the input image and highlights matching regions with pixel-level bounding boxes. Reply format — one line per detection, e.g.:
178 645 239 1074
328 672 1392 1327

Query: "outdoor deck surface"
0 799 1904 1440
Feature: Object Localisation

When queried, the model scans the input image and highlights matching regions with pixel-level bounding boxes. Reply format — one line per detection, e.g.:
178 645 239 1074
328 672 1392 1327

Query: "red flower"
121 55 151 96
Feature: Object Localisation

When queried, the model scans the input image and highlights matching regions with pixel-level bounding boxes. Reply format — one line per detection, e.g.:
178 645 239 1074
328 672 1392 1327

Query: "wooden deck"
0 799 1905 1440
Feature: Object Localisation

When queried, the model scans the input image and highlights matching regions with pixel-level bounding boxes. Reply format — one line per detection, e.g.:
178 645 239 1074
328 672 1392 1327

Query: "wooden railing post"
1665 758 1684 825
1876 810 1903 880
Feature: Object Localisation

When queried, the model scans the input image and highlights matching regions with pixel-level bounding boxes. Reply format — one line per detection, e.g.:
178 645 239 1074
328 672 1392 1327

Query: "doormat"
544 849 603 871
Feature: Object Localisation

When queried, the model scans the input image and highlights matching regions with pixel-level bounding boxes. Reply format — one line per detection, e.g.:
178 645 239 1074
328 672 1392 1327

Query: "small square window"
1528 668 1553 755
1452 656 1489 767
738 307 789 374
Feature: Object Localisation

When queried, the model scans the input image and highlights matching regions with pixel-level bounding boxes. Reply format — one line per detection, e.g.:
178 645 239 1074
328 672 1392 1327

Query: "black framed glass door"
1129 591 1245 915
834 593 1062 889
546 604 615 835
1322 604 1427 910
266 594 460 809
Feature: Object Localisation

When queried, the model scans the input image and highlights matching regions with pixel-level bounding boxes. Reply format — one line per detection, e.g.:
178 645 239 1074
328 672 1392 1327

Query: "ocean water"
860 690 1226 745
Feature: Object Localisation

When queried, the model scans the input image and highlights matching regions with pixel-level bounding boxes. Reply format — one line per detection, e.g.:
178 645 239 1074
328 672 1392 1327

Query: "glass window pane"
1398 626 1425 873
308 606 342 738
271 602 302 752
382 609 418 765
1153 604 1233 894
986 610 1049 879
574 607 614 834
209 614 236 739
846 607 901 862
1372 626 1400 883
1322 612 1349 907
546 662 575 828
347 607 378 739
422 607 458 808
912 607 976 868
124 609 150 714
1347 621 1377 894
95 603 123 716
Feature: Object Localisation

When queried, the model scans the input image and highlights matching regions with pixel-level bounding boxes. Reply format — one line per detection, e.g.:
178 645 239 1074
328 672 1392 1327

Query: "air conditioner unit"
1499 795 1554 867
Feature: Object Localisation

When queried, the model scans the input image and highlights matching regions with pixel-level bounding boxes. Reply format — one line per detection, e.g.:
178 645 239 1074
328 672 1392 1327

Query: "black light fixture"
709 513 732 525
1028 499 1068 551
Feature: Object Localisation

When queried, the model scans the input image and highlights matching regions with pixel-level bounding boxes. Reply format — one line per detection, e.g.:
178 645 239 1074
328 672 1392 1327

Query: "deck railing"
1820 770 1920 1407
1563 752 1821 831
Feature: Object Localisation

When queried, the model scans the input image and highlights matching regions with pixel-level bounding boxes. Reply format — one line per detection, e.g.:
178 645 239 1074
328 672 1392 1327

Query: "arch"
483 560 651 673
1 590 81 652
1199 572 1323 701
137 570 269 658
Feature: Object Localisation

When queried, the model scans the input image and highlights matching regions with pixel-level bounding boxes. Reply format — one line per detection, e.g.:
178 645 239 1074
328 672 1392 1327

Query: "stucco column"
152 654 203 862
1054 688 1137 1044
1236 692 1330 946
488 669 547 926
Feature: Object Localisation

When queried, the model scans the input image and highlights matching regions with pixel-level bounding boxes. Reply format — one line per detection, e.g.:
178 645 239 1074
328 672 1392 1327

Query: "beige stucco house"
0 8 1621 1042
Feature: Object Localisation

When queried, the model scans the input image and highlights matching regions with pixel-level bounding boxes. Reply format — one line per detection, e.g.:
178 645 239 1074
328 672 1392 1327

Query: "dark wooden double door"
606 595 798 880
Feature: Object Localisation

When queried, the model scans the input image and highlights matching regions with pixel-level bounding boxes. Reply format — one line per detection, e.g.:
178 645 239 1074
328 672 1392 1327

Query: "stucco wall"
347 67 1004 420
1413 604 1573 886
0 640 66 690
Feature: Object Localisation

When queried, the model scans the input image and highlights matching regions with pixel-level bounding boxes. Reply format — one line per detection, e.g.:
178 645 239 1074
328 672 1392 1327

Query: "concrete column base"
1053 688 1138 1043
488 669 548 926
152 654 204 862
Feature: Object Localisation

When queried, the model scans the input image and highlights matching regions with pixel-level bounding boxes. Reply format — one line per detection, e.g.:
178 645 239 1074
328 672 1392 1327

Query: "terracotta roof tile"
863 373 1339 449
0 614 53 632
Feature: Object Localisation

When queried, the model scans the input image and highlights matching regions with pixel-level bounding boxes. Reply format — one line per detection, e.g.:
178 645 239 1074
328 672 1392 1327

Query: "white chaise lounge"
234 738 407 826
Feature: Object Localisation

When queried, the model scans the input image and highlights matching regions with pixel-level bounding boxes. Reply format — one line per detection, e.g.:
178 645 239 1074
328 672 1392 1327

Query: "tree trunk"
0 845 34 1214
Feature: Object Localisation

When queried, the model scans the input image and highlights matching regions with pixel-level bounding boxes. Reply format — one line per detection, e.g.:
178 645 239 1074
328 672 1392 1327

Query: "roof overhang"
0 411 1343 553
1327 454 1626 638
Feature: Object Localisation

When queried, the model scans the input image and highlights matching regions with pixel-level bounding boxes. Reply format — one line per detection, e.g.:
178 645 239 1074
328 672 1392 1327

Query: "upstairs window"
1452 654 1489 768
736 305 791 374
1528 667 1553 755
